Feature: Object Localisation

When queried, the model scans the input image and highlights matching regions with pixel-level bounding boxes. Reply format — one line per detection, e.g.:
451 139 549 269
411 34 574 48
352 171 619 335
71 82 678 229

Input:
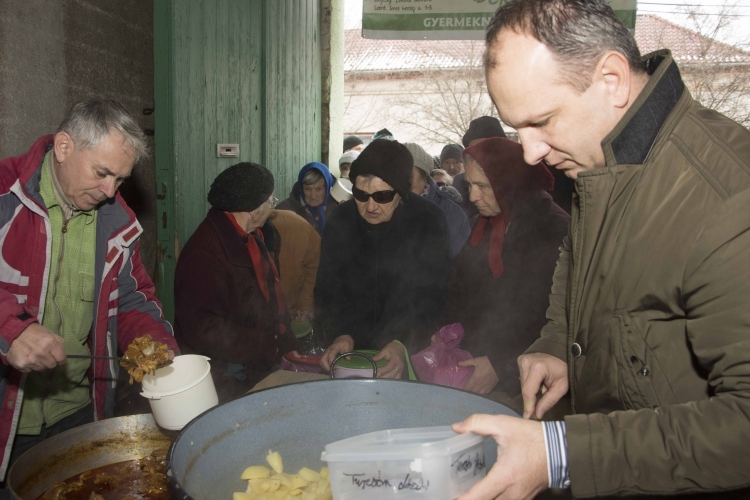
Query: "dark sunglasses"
436 181 447 187
352 186 397 204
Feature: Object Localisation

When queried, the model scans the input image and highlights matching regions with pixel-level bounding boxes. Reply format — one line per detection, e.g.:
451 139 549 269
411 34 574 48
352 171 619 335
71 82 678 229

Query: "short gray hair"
301 169 324 185
485 0 644 93
56 98 148 163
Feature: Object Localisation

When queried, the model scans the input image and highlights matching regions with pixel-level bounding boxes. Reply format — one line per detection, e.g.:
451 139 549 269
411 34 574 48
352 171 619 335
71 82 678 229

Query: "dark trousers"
0 403 94 499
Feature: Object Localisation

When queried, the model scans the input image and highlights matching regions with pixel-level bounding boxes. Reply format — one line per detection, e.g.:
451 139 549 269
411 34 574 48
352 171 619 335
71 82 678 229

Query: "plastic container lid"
335 350 388 370
290 320 313 338
321 426 484 462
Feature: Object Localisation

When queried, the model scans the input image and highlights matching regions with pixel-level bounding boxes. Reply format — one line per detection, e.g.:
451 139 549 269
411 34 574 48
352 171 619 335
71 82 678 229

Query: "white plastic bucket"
140 355 218 430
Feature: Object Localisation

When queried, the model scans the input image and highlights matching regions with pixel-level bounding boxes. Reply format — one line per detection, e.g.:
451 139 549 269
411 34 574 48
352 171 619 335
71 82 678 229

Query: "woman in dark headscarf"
440 137 569 398
277 162 336 234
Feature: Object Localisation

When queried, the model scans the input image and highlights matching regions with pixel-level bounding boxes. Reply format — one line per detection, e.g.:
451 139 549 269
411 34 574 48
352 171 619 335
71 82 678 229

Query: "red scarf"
470 215 507 278
464 137 554 279
225 213 288 337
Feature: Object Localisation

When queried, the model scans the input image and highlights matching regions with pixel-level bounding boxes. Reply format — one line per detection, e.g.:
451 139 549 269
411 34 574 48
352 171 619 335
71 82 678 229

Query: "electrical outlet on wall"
217 144 239 158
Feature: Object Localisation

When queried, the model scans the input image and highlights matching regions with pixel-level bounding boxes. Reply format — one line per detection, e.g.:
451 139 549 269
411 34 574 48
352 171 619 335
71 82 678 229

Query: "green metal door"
153 0 322 321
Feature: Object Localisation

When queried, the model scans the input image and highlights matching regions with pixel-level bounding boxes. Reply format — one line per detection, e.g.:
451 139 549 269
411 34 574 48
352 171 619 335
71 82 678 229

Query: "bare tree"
342 78 381 134
389 41 501 145
664 1 750 128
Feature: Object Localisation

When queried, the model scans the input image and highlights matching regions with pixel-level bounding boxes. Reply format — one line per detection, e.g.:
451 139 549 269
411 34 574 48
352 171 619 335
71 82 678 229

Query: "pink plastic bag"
410 323 474 389
279 353 324 374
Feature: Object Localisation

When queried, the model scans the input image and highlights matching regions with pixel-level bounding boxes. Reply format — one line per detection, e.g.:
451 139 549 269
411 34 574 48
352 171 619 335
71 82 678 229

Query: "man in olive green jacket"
451 1 750 499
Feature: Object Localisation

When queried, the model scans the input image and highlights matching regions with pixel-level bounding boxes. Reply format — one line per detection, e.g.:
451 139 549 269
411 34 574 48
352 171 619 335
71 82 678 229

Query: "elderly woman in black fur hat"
174 163 299 402
315 140 452 378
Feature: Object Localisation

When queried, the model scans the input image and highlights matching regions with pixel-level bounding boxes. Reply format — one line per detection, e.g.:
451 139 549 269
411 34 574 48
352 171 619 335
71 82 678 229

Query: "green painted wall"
154 0 322 320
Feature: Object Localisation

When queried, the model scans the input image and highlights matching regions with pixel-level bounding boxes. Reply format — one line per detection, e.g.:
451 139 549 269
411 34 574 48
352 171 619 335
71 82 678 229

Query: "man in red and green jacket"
0 98 177 482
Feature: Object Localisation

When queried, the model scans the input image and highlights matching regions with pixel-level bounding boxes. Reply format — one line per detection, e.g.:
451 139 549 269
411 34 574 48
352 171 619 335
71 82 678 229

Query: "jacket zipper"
41 217 69 425
568 181 588 411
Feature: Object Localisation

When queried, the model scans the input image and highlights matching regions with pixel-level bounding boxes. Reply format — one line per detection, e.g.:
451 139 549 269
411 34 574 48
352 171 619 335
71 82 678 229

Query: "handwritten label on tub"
451 451 486 478
344 471 430 491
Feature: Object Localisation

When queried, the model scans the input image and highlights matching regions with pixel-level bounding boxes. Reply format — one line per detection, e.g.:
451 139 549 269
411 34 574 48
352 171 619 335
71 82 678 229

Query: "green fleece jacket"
526 50 750 497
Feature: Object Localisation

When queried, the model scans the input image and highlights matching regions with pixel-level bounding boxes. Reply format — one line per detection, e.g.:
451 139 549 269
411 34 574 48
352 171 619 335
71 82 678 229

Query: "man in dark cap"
440 143 464 176
316 140 452 379
343 135 364 153
372 128 395 141
462 116 507 145
174 163 299 403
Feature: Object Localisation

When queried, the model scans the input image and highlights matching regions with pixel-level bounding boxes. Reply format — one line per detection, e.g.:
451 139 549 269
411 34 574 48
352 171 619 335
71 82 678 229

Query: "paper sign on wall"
362 0 637 40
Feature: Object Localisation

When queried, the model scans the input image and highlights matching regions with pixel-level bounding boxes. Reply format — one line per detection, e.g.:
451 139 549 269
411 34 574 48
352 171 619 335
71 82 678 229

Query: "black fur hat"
349 139 413 198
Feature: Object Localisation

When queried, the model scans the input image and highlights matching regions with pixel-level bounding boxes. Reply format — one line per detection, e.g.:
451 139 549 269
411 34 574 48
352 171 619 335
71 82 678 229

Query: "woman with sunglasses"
439 137 569 399
315 140 452 379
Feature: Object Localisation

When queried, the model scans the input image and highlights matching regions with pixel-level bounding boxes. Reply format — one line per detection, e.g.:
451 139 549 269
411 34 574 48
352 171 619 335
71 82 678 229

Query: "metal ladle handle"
330 351 378 379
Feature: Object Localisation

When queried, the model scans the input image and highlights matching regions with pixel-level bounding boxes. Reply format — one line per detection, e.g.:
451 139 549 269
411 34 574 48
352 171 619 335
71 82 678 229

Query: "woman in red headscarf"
440 137 569 399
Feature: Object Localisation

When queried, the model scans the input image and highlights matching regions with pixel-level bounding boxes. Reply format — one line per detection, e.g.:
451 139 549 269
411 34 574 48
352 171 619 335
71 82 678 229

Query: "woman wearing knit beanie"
315 139 452 379
404 142 470 257
174 163 300 402
438 138 570 399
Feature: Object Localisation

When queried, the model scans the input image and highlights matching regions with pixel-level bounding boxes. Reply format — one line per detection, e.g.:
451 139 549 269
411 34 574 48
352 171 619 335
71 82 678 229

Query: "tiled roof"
344 14 750 73
635 14 750 64
344 31 484 72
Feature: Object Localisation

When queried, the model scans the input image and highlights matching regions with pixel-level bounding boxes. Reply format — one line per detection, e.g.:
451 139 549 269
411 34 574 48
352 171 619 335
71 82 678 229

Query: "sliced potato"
240 451 329 500
266 450 284 474
248 478 271 494
242 465 272 480
297 467 320 482
290 475 309 489
272 473 294 489
263 479 281 493
312 479 331 496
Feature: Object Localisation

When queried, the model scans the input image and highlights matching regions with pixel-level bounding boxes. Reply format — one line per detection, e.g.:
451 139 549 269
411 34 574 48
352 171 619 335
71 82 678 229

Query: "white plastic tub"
321 426 487 500
140 355 218 430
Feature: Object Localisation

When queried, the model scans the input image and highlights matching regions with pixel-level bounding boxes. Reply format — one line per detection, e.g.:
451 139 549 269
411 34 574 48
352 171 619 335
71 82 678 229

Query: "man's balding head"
484 0 644 93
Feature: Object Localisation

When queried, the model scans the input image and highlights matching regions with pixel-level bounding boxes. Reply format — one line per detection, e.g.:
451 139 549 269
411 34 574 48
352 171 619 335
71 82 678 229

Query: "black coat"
441 191 569 396
174 208 299 402
315 193 452 352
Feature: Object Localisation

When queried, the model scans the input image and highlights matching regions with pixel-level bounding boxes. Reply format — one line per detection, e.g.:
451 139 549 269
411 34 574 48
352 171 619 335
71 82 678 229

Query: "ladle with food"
68 334 174 384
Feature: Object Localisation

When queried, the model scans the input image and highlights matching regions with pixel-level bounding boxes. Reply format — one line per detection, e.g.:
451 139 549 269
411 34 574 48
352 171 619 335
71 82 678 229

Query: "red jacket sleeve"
0 289 38 361
114 241 178 354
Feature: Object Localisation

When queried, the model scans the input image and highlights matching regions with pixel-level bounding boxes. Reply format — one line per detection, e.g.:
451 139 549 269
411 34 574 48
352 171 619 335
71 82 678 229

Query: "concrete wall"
0 0 159 279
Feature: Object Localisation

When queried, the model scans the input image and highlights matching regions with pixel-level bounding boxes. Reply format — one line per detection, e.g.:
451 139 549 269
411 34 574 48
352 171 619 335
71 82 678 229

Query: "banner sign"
362 0 637 40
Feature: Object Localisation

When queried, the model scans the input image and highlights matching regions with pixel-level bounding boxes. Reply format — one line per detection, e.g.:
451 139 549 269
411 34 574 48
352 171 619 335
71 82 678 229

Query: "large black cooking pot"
167 379 517 500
